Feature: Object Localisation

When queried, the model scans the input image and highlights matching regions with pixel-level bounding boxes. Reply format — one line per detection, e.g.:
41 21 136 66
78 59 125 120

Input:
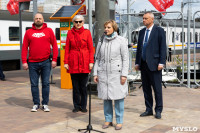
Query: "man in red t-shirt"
21 13 58 112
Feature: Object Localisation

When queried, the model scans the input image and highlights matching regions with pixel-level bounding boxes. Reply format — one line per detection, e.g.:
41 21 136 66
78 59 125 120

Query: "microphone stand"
49 54 56 84
78 34 106 133
78 74 104 133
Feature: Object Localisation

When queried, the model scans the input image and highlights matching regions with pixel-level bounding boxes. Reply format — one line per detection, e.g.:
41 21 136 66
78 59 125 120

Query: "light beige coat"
93 33 129 100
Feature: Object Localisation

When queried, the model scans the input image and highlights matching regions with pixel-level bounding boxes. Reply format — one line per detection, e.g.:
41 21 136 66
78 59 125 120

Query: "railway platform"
0 67 200 133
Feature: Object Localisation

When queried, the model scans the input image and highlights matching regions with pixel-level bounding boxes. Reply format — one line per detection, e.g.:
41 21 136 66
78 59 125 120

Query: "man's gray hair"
72 15 85 22
144 12 154 19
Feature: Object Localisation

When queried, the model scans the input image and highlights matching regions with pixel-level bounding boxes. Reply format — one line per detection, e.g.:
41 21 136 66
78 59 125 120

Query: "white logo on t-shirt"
32 32 45 38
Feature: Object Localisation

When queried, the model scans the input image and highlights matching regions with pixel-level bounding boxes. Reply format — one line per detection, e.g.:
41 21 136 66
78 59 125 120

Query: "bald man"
22 13 58 112
135 12 166 119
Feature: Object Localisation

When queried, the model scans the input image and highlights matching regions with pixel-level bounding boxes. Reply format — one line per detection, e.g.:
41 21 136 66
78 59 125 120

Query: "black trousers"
0 61 5 80
70 73 89 110
140 60 163 113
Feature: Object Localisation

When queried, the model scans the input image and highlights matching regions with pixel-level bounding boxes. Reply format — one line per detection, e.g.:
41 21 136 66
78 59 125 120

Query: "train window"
9 27 19 41
55 28 60 40
190 32 192 42
184 32 186 42
180 32 185 42
199 33 200 42
172 32 174 43
195 32 198 43
132 31 138 44
175 33 179 41
26 27 32 30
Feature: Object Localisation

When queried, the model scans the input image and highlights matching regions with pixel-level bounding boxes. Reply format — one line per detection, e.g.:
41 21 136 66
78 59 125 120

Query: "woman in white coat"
93 20 129 130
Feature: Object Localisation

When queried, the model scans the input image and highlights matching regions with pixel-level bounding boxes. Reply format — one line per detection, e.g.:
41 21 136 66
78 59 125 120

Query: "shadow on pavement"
5 97 74 110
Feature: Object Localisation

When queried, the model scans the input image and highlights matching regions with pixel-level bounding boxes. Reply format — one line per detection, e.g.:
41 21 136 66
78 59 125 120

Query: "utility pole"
109 0 115 20
33 0 37 17
127 0 131 44
19 2 23 70
187 0 191 88
94 0 110 46
88 0 92 36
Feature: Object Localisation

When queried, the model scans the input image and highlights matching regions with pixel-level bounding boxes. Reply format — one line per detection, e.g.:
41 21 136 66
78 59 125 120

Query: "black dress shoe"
155 112 161 119
81 108 87 113
0 78 6 81
140 111 153 117
72 108 80 113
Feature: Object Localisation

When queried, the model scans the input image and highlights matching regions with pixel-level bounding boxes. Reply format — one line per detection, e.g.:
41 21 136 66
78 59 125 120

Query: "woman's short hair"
104 20 118 32
72 15 85 22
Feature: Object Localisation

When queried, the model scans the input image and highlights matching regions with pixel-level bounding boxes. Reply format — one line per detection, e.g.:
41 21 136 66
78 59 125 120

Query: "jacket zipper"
106 40 110 99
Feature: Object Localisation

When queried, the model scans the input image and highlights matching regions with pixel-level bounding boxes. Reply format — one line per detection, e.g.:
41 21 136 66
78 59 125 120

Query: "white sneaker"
42 105 50 112
31 105 39 112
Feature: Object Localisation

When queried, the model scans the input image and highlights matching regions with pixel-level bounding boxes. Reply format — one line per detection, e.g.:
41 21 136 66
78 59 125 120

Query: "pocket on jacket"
82 38 87 42
68 54 74 69
154 54 160 58
111 60 122 71
82 38 87 47
83 52 89 70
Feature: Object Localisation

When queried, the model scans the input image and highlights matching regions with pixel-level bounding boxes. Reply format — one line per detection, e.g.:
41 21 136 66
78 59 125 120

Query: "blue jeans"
28 59 51 105
104 99 124 124
0 61 5 80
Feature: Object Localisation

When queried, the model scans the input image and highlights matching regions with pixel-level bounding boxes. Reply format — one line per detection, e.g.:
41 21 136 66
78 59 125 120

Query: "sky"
116 0 181 13
116 0 200 19
7 0 200 19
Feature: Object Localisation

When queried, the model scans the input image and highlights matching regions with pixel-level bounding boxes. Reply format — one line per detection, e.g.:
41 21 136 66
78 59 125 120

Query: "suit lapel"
140 28 145 44
148 25 156 43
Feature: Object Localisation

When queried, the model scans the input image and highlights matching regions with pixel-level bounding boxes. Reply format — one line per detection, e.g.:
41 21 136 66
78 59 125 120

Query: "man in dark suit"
135 12 166 119
0 61 5 81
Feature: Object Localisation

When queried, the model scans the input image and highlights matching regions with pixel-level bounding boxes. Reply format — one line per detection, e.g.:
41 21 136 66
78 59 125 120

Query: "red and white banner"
14 0 31 2
71 0 85 5
148 0 174 12
7 0 19 15
72 0 87 15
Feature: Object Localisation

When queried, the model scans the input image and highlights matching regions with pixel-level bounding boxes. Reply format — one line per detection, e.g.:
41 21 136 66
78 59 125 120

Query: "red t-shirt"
21 23 58 63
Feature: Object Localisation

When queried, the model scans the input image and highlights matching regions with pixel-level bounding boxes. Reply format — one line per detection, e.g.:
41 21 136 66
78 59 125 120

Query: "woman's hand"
93 76 98 83
120 76 127 85
64 64 69 70
89 63 94 70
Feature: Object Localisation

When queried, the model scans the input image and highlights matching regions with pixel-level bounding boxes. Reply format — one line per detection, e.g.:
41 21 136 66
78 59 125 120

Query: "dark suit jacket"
135 25 166 71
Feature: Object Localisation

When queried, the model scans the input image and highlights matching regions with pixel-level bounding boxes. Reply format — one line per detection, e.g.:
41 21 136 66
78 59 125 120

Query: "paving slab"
0 67 200 133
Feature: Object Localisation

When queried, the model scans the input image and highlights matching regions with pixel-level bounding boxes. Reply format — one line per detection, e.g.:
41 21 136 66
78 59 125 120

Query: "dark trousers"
141 60 163 113
71 73 88 110
0 62 5 80
28 59 51 105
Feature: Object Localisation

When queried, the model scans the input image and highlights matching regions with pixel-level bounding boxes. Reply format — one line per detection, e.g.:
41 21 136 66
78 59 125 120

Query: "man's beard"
34 22 43 27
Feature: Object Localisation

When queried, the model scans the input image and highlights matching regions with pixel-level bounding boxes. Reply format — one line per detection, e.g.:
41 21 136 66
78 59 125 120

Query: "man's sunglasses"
74 20 83 24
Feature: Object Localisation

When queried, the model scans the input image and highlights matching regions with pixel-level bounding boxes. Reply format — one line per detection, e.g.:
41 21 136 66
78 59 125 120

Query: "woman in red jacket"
64 15 94 113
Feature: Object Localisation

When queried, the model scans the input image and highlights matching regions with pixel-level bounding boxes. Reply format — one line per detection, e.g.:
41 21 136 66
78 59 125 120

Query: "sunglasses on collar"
74 20 83 24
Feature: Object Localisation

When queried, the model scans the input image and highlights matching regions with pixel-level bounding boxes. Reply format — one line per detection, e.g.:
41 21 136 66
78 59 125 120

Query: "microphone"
100 32 107 43
96 31 107 60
